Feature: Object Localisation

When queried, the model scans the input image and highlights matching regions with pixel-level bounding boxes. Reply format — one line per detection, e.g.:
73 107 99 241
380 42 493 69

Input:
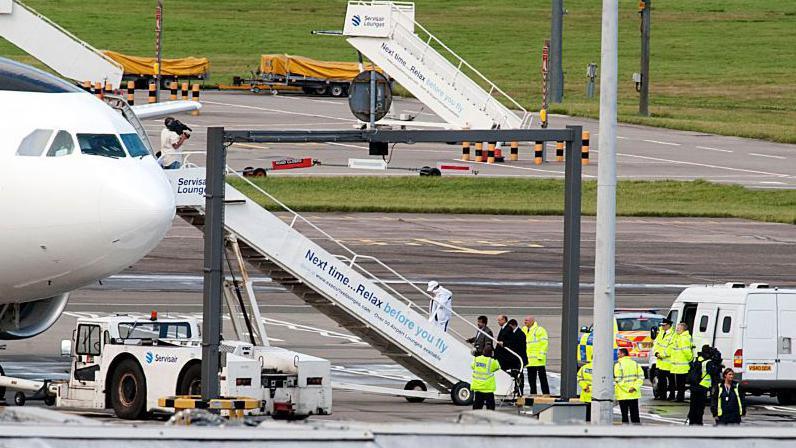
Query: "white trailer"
650 283 796 404
0 314 332 419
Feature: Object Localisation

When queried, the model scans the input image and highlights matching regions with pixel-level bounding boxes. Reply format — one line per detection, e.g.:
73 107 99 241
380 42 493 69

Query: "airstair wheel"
403 379 427 403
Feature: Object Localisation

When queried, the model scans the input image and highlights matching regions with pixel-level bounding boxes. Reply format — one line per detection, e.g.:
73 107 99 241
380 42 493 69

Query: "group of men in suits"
466 314 550 396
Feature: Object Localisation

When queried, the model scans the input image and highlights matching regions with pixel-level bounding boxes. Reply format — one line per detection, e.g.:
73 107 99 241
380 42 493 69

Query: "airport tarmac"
139 91 795 188
2 213 794 425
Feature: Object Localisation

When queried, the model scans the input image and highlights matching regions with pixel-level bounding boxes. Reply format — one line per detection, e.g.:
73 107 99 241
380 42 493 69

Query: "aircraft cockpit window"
16 129 53 156
76 134 127 158
46 130 75 157
120 133 150 158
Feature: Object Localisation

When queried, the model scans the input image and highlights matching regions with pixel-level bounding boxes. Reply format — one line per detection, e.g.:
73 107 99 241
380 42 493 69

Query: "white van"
657 283 796 404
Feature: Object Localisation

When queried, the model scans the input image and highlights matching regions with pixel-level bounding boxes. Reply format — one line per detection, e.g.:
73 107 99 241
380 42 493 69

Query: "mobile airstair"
343 1 531 130
168 167 519 404
0 0 123 87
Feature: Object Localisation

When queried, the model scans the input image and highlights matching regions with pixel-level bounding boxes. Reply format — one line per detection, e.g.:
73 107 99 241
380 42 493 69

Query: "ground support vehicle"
578 311 665 377
253 54 381 97
651 283 796 404
0 314 332 419
103 50 210 88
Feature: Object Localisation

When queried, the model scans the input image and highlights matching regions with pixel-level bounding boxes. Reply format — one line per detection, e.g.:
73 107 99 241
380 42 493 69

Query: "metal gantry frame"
201 126 583 401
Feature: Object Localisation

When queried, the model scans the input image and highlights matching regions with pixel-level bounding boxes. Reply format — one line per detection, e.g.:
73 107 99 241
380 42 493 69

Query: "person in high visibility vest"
471 344 501 410
521 315 550 395
668 322 693 402
711 368 745 425
652 318 675 400
688 345 714 425
614 348 644 424
577 351 593 422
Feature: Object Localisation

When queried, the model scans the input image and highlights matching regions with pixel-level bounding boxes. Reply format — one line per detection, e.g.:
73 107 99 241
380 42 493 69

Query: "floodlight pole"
201 126 226 401
155 0 163 103
549 0 565 103
639 0 651 116
591 0 618 425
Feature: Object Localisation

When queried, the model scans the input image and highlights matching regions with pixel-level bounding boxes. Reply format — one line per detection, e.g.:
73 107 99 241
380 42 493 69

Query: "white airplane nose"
101 160 175 257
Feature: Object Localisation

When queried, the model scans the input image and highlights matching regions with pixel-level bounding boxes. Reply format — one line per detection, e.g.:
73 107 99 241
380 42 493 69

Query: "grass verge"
228 177 796 225
4 1 796 143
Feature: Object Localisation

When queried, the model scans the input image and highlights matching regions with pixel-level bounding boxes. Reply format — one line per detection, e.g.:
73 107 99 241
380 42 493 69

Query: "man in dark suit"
507 319 528 395
465 315 494 355
494 315 511 368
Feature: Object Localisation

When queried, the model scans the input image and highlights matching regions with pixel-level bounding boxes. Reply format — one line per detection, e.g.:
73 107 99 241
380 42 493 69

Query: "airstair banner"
168 169 514 397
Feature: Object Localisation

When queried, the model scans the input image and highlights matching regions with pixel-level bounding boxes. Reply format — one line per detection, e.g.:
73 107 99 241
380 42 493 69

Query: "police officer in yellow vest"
577 352 593 422
652 318 675 400
614 348 644 424
711 368 745 425
688 345 714 425
522 315 550 395
668 322 693 402
471 344 501 410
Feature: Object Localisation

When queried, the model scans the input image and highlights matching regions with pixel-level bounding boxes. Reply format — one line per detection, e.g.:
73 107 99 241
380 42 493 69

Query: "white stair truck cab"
661 283 796 404
54 314 332 419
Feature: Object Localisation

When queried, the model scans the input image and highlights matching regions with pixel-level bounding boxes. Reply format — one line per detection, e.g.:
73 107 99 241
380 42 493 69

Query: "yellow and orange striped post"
126 80 135 105
555 141 564 162
94 81 103 99
509 141 519 161
81 80 91 92
534 141 544 165
486 142 496 164
169 81 178 101
581 131 590 165
148 82 157 104
180 82 189 100
104 82 113 97
461 141 471 161
474 142 484 162
191 83 201 115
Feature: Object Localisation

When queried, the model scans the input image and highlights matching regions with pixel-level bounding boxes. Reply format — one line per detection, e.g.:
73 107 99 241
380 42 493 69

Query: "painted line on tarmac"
750 153 787 160
696 146 733 153
452 159 570 177
202 100 354 122
592 149 791 178
643 139 681 146
327 142 368 150
414 238 510 255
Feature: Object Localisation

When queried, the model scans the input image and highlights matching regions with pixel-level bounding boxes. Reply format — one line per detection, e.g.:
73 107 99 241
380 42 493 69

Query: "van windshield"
76 134 126 158
617 317 663 331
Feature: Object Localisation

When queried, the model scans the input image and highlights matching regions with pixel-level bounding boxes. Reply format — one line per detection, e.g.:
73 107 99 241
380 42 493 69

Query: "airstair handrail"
350 1 530 128
14 1 123 74
226 167 526 380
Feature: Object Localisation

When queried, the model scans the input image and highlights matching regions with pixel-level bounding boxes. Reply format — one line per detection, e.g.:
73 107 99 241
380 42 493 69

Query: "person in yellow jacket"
522 315 550 395
668 322 693 402
577 354 593 422
652 318 675 400
471 344 501 410
614 348 644 424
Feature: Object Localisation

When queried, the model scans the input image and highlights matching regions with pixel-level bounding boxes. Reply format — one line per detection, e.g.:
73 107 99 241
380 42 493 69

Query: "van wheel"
777 391 795 406
14 392 25 406
177 363 202 396
450 381 473 406
111 359 147 419
403 379 427 403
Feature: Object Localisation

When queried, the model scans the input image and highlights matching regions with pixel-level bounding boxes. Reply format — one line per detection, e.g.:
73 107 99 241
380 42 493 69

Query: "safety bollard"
581 131 590 165
180 82 189 100
493 146 504 162
474 142 484 162
94 82 103 99
461 141 471 161
191 83 201 115
104 82 113 97
509 141 519 161
81 80 91 92
126 81 135 106
148 82 157 104
487 142 496 164
169 81 178 101
534 141 544 165
556 141 564 162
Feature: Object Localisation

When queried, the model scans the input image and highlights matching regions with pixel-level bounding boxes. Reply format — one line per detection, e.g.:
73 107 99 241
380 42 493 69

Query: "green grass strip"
228 177 795 225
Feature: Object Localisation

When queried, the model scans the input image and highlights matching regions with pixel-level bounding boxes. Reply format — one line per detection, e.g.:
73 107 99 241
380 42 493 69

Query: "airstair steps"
344 1 530 130
173 179 515 398
0 0 123 88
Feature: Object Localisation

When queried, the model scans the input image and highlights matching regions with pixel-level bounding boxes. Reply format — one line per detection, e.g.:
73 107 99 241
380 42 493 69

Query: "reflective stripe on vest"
717 384 742 417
